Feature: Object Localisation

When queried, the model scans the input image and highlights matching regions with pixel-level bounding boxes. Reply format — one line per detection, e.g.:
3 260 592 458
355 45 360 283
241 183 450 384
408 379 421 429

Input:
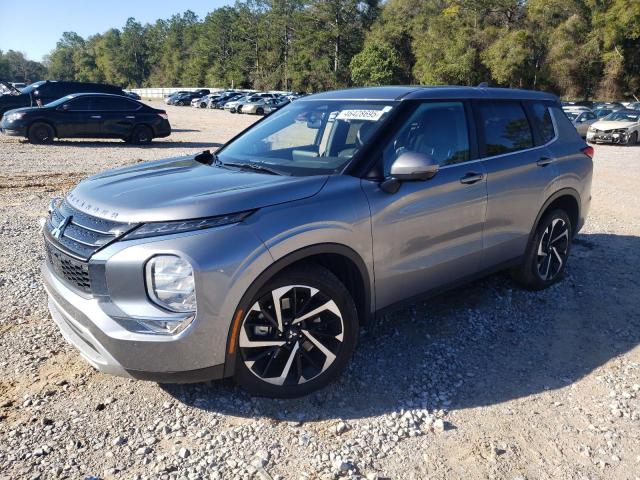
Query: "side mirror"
57 104 70 112
381 152 439 193
390 151 439 180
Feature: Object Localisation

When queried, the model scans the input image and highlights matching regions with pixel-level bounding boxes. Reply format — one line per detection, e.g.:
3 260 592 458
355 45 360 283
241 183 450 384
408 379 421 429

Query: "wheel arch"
223 243 372 377
531 188 581 241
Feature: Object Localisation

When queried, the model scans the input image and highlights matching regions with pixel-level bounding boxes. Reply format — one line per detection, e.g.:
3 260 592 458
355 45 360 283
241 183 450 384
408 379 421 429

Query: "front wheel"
512 209 572 290
233 265 358 398
627 131 638 145
256 107 264 115
28 122 55 143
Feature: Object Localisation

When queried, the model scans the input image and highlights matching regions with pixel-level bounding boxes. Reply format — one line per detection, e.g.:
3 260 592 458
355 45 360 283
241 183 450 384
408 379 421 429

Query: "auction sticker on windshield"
336 107 391 122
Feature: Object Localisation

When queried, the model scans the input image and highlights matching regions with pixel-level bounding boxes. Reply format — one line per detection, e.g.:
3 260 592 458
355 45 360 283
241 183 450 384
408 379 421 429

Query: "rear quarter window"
477 101 533 156
530 103 556 144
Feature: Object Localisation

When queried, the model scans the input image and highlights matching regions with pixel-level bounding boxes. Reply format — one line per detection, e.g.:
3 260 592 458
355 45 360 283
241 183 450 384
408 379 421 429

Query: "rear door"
475 100 559 269
361 100 488 308
92 97 142 138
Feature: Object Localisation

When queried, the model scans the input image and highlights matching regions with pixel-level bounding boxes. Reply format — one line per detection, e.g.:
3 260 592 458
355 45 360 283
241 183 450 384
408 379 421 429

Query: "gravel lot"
0 103 639 480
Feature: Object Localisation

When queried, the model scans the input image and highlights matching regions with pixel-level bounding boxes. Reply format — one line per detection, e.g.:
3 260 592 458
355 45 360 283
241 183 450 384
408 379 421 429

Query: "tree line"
1 0 638 100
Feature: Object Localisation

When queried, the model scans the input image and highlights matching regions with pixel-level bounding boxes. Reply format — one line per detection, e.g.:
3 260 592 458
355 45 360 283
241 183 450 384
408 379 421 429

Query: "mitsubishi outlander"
42 86 593 397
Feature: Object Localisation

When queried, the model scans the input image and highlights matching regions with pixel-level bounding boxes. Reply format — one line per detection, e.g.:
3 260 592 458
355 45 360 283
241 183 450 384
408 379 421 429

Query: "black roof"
305 86 558 102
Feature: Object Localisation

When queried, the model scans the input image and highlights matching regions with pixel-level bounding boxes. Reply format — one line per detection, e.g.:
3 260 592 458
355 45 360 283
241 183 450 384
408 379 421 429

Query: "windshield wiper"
222 162 286 176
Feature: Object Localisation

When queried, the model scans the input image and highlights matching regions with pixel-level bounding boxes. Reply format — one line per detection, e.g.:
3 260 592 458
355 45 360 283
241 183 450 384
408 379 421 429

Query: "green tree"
350 42 399 85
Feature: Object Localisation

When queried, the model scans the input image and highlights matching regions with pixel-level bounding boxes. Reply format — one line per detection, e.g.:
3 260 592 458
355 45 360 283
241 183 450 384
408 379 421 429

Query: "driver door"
57 97 101 137
361 101 488 309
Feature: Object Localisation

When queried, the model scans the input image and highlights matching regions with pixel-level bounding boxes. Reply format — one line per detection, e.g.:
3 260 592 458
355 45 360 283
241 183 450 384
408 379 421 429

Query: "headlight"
5 112 26 122
588 126 596 132
146 255 196 313
124 211 253 240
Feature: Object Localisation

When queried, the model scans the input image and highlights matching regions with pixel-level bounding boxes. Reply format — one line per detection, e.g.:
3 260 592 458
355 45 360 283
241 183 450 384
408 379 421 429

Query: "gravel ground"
0 103 639 480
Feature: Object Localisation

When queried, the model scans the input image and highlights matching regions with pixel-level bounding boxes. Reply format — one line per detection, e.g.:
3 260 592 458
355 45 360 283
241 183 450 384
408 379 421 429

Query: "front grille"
46 242 92 293
44 199 136 294
44 200 132 260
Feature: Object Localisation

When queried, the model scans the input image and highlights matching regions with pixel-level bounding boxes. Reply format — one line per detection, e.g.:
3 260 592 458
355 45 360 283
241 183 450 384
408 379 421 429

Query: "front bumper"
0 118 27 136
586 130 630 144
42 222 274 383
43 263 225 382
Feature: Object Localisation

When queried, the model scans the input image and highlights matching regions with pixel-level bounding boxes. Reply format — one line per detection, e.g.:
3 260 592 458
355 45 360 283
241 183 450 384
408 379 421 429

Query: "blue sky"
0 0 233 61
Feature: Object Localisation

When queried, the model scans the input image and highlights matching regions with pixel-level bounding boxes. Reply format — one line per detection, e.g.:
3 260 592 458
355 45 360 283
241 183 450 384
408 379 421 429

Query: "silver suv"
42 87 593 397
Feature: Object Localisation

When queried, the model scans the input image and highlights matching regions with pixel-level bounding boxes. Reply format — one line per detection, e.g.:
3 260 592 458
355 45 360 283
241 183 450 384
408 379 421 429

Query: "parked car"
564 109 597 137
169 92 207 106
224 95 250 113
0 93 170 143
0 80 126 117
627 102 640 111
164 91 190 104
587 109 640 144
192 94 220 108
210 92 243 109
125 91 141 100
241 97 290 115
41 86 593 397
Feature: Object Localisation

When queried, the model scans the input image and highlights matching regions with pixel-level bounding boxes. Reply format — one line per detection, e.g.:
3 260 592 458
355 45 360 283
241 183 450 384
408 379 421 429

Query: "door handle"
537 156 554 167
460 172 484 184
90 115 102 119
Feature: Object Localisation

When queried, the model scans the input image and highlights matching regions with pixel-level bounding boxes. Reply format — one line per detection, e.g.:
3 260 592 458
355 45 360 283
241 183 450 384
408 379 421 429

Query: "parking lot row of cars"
163 89 304 116
561 101 640 145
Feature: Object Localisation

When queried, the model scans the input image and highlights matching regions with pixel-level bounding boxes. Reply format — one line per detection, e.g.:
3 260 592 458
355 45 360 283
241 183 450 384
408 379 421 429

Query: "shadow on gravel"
39 140 222 149
162 232 640 421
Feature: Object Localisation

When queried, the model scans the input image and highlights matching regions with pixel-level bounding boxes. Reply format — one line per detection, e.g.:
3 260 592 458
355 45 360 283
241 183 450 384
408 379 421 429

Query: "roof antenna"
477 82 489 88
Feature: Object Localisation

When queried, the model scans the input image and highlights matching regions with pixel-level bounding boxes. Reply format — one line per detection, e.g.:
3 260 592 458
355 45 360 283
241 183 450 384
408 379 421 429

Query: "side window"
91 97 140 111
477 101 533 155
382 101 469 174
586 112 596 120
65 98 92 111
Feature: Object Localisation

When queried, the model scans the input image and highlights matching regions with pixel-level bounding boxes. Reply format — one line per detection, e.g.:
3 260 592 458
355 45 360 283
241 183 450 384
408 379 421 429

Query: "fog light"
146 255 196 313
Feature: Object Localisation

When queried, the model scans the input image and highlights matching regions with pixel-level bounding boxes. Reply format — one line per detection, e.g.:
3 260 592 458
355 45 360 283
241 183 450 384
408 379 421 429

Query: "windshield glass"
603 111 639 122
218 100 396 176
565 112 579 121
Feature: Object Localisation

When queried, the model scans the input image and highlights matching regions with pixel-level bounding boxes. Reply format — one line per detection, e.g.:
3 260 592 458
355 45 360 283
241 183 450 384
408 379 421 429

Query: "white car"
586 110 640 145
565 109 598 137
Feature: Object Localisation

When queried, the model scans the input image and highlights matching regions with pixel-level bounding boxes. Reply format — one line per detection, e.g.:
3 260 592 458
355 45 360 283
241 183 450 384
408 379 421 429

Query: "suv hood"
66 155 328 223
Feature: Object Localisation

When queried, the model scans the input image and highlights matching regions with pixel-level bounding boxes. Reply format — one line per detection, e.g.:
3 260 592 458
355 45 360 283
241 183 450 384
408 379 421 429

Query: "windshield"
20 81 46 95
217 100 396 176
565 112 579 121
603 111 639 122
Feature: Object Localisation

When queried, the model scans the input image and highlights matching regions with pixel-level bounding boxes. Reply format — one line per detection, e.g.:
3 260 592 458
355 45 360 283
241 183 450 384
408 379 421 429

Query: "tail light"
581 145 594 159
158 112 168 120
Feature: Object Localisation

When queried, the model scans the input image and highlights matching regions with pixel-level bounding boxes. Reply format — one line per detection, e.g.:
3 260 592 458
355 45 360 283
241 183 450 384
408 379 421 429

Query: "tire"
28 122 55 143
512 209 572 290
256 107 264 115
233 264 359 398
128 125 153 144
628 131 638 145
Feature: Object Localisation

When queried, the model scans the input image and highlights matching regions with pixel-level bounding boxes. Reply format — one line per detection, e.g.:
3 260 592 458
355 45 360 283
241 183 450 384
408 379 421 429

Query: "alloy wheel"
536 218 569 281
239 285 345 386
